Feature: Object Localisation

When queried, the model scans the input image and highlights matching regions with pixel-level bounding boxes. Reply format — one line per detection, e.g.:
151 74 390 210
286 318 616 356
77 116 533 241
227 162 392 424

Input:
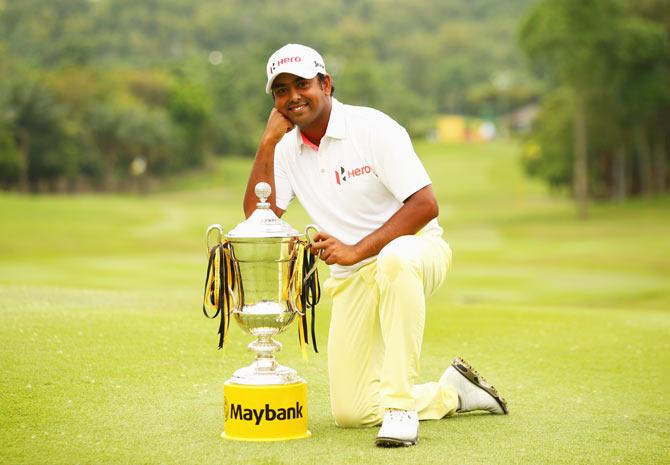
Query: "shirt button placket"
318 145 327 175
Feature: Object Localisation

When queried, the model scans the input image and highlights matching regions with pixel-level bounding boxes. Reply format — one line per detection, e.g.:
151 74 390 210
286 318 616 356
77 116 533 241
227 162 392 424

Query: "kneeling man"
243 43 508 447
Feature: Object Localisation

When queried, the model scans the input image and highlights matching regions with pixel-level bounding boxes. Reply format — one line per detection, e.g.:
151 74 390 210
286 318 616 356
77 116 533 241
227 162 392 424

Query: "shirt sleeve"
368 117 432 202
273 142 295 211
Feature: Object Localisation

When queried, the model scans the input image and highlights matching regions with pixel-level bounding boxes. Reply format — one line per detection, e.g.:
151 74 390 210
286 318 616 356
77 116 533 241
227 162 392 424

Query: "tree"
0 66 75 191
86 97 174 190
167 77 211 168
520 0 669 206
520 0 623 217
0 129 22 188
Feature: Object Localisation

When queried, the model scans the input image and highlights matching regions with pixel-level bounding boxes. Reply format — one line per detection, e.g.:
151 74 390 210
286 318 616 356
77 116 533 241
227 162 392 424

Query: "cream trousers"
323 233 458 427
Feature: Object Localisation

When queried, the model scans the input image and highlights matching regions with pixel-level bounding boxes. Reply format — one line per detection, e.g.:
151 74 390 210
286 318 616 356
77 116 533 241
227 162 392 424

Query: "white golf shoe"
440 357 509 414
375 409 419 447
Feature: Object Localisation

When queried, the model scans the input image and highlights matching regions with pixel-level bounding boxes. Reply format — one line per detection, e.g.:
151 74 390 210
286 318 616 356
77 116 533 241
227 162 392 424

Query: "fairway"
1 140 668 464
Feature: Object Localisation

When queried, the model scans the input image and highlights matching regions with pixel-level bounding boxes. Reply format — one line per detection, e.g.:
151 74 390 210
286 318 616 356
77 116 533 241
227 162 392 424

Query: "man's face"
271 73 332 130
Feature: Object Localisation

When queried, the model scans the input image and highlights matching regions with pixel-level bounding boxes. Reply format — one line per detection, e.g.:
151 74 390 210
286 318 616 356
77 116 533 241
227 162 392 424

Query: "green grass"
1 140 668 464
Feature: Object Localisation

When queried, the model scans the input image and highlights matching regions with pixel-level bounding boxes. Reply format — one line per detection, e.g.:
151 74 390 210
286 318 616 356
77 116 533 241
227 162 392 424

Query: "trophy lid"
226 182 300 238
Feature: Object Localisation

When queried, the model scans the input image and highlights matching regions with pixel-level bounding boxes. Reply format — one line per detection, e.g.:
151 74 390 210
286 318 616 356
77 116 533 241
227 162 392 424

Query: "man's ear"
322 74 333 96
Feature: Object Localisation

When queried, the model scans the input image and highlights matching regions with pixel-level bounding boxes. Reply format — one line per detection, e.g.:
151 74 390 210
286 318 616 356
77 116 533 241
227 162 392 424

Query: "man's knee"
332 403 381 428
376 236 421 282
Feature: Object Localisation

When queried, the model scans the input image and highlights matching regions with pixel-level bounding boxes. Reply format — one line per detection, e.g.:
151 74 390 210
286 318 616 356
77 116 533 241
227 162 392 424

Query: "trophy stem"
231 334 301 385
249 335 281 373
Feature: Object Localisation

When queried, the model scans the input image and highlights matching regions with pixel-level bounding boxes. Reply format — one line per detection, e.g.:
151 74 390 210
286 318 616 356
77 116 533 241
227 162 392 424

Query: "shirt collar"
325 98 346 140
296 98 346 153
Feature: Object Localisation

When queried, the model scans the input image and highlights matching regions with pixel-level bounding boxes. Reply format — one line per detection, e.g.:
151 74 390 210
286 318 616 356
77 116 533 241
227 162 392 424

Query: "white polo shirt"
274 98 442 278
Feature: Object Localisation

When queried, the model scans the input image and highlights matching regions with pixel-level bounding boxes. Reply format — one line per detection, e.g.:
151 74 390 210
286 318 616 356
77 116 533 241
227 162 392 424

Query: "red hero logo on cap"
269 56 302 74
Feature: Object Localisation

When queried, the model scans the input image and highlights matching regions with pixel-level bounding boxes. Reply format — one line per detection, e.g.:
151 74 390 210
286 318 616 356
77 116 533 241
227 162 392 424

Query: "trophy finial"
255 182 271 207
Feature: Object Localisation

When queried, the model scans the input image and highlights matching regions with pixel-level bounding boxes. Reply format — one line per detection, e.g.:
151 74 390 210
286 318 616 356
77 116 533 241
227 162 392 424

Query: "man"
243 43 508 447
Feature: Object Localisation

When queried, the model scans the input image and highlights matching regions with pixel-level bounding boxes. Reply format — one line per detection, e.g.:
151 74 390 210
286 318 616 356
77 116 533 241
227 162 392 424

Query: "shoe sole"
452 357 509 414
375 436 417 447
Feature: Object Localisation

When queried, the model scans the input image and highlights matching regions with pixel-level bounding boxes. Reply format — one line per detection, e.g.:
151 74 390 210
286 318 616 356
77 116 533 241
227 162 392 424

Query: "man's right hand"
262 108 294 146
243 108 291 218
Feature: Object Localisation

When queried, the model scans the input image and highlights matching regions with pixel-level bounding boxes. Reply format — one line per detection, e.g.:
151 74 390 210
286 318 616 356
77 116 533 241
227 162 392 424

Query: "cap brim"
266 67 319 94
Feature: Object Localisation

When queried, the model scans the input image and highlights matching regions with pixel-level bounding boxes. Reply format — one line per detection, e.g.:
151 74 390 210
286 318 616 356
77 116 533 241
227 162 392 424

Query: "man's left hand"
310 231 361 266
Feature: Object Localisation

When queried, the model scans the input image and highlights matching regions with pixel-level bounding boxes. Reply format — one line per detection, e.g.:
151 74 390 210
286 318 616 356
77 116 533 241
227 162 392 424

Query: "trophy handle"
303 224 320 285
205 224 224 256
305 224 319 245
227 244 242 311
287 224 320 316
205 223 240 309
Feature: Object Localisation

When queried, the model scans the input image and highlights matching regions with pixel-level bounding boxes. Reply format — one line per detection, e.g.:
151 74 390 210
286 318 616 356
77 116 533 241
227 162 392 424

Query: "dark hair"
318 73 335 97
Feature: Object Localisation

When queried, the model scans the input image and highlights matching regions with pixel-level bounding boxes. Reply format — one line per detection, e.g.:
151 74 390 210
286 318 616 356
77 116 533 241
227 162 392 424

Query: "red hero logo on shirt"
334 165 372 185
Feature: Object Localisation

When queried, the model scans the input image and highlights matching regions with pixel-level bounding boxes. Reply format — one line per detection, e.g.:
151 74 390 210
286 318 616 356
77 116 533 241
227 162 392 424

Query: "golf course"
1 139 668 464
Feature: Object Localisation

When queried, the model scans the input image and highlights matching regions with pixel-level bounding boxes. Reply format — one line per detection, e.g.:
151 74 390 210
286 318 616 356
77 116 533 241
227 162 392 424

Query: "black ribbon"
302 246 321 353
202 243 240 349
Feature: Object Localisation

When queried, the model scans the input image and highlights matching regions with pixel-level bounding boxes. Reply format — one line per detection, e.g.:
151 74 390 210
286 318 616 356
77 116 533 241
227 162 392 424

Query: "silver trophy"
205 182 320 386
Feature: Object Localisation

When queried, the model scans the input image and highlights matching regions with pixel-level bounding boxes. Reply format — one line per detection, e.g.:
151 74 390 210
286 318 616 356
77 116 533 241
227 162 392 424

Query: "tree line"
0 0 535 192
519 0 669 215
1 0 667 208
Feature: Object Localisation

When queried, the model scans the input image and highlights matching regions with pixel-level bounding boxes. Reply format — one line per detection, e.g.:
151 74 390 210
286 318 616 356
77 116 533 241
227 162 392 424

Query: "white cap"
265 44 327 94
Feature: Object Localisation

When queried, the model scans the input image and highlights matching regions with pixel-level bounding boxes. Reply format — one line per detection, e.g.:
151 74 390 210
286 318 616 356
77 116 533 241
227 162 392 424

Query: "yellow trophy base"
222 380 311 441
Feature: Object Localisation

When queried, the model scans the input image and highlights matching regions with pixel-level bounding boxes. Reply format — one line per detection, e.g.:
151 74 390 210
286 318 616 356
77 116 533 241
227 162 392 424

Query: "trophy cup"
202 182 320 441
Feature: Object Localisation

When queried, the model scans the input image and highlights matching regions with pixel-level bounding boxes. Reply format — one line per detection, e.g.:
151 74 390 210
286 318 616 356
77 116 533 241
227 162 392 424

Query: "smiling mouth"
289 103 308 113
